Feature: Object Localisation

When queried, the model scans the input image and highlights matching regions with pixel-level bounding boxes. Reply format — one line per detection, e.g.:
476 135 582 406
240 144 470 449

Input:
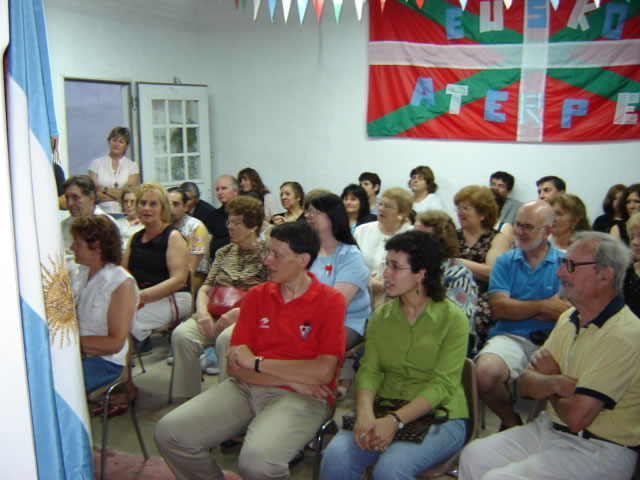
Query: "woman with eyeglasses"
305 193 371 397
454 185 510 348
354 187 414 308
170 195 269 399
624 213 640 317
611 184 640 245
549 194 591 252
341 184 377 234
71 215 137 399
320 231 469 480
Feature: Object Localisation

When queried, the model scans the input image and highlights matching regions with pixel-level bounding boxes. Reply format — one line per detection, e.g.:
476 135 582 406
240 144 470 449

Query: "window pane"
187 155 201 180
171 156 186 181
169 100 183 124
153 128 167 155
155 157 169 182
170 128 184 153
186 127 199 153
186 101 198 124
152 100 166 125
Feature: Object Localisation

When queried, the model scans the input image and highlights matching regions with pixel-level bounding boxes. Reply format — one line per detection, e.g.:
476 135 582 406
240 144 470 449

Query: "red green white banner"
367 0 640 142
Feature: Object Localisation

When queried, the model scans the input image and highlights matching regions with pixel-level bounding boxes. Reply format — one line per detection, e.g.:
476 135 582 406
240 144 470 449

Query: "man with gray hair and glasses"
473 200 570 431
460 231 640 480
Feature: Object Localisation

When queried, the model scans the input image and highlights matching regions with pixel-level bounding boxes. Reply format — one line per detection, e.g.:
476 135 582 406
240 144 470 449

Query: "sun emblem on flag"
41 252 77 347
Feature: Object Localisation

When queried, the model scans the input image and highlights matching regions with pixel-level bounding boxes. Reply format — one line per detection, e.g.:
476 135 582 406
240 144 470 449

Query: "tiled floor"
91 336 533 479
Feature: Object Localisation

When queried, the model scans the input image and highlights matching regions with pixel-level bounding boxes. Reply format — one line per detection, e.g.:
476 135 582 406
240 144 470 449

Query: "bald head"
216 175 239 204
514 200 554 252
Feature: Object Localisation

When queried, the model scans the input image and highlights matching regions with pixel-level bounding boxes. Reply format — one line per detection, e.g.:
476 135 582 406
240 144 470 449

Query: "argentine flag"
6 0 93 478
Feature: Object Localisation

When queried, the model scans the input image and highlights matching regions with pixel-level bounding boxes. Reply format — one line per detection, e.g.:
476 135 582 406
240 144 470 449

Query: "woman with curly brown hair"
592 184 626 233
454 185 510 347
611 183 640 245
70 215 137 392
237 167 279 220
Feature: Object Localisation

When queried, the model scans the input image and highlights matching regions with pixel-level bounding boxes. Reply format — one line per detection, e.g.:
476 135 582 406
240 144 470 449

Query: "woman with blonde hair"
123 182 191 355
549 194 591 252
454 185 509 347
354 187 413 307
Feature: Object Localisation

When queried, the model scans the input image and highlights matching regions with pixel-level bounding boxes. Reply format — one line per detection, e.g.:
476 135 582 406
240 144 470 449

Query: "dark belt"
552 422 640 453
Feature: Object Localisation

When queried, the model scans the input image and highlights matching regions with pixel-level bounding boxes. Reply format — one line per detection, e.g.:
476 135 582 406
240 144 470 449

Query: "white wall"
45 0 640 220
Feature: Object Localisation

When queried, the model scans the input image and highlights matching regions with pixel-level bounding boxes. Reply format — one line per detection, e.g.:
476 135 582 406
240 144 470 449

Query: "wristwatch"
388 412 404 430
254 356 264 373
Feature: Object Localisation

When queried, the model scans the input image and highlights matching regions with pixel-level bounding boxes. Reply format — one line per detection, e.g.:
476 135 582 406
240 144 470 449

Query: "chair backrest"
462 358 479 443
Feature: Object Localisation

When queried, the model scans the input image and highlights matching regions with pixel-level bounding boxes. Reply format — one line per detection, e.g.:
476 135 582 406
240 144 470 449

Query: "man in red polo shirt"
155 222 346 480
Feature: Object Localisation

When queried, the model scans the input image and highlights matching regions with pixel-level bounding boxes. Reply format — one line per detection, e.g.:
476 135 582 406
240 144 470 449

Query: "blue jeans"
82 357 123 392
321 418 466 480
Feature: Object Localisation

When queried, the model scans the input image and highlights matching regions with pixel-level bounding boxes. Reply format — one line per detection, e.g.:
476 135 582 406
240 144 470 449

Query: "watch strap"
254 356 264 373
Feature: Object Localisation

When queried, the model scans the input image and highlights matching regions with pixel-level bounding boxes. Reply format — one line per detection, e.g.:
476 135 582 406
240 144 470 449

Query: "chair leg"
124 385 149 459
136 349 146 374
100 386 115 480
480 401 486 429
312 419 337 480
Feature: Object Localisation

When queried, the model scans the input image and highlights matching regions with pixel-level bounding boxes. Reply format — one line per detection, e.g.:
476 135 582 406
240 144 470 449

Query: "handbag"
207 286 247 318
342 398 449 444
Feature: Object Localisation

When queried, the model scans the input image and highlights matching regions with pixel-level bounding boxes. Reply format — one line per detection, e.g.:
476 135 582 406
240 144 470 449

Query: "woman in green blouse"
321 231 469 480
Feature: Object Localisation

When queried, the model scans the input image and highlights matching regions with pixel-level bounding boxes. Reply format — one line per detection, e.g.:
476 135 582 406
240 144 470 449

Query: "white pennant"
459 0 468 10
297 0 309 23
254 0 261 20
503 0 512 8
283 0 292 22
549 0 559 10
593 0 601 6
354 0 365 21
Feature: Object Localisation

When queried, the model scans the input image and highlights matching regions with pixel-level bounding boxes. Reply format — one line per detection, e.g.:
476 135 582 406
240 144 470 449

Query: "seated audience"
168 188 209 298
549 193 591 252
155 222 346 480
273 181 305 224
320 231 469 480
354 187 413 308
460 232 640 480
71 215 137 393
592 183 626 233
477 201 569 430
341 183 377 234
170 196 268 399
204 175 239 262
415 210 479 353
359 171 382 215
490 170 522 225
409 165 444 213
237 167 279 220
123 182 191 354
88 126 139 215
625 213 640 317
305 193 371 396
611 183 640 245
181 181 215 226
116 186 143 251
455 185 510 347
536 175 566 202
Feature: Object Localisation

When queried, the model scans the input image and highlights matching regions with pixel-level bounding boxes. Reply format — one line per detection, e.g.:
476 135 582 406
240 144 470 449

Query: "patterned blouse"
204 240 269 289
457 228 499 348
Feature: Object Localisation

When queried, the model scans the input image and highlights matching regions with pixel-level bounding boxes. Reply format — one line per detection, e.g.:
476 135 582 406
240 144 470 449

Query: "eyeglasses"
514 223 545 232
455 205 475 213
304 207 320 217
378 202 398 210
559 257 597 273
226 219 245 228
383 261 412 272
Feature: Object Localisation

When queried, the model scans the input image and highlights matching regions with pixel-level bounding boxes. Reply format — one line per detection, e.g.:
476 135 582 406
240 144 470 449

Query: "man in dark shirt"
204 175 239 262
181 181 215 225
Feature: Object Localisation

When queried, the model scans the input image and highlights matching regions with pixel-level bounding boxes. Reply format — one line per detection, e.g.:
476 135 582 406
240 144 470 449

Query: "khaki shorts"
476 334 539 382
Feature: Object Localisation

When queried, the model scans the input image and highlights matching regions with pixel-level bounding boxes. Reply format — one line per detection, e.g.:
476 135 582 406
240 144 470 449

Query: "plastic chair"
87 338 149 480
416 358 479 478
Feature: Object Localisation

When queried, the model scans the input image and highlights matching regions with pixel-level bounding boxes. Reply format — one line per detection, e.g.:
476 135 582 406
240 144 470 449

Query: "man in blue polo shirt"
475 200 571 430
